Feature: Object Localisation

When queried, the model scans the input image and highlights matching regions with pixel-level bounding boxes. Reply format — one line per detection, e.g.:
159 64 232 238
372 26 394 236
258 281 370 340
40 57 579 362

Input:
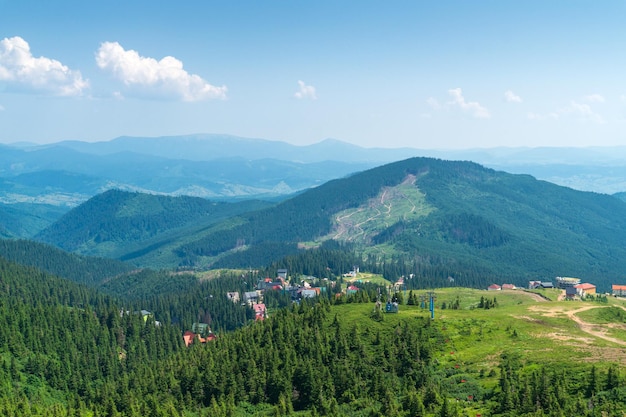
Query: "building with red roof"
612 284 626 297
574 283 596 296
253 303 267 320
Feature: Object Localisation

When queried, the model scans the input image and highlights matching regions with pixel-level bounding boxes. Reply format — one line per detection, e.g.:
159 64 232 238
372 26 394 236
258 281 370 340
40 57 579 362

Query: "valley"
4 1 625 414
2 149 626 415
2 245 626 416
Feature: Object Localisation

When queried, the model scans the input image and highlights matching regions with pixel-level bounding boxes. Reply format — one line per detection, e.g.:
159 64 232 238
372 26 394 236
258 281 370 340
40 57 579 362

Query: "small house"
575 283 596 297
487 284 501 291
565 286 577 299
612 284 626 297
183 331 195 347
555 277 581 289
183 330 216 347
135 310 153 323
192 323 210 336
346 285 359 295
301 289 318 298
253 303 267 320
539 282 554 289
244 291 259 304
502 284 515 290
226 292 240 303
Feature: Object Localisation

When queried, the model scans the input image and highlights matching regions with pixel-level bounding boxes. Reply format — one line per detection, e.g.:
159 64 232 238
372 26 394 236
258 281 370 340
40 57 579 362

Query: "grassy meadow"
332 287 626 371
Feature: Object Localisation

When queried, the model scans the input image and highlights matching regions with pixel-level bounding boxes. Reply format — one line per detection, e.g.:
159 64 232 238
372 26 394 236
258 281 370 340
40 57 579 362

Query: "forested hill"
178 157 626 289
0 239 133 286
34 157 626 289
35 189 273 260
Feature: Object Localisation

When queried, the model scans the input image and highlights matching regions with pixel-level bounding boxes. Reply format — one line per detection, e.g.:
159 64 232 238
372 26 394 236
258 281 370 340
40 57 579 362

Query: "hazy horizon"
1 1 626 149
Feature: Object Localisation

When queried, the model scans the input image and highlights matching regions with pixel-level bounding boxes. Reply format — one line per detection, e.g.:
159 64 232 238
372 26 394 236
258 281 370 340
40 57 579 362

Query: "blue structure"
428 291 436 319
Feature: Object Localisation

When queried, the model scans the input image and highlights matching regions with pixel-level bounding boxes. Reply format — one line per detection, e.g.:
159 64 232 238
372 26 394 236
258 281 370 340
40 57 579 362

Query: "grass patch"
347 272 391 286
350 288 626 370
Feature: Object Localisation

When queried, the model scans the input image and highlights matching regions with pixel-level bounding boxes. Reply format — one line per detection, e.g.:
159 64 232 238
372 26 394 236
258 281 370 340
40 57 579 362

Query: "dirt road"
566 305 626 347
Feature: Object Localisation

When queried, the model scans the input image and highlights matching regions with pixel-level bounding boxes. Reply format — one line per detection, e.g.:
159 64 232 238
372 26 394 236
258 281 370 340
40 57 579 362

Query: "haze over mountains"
25 157 626 292
4 134 626 198
2 133 626 238
3 135 626 416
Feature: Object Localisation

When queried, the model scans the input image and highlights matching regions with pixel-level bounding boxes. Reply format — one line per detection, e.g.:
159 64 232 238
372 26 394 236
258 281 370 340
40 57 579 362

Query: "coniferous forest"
2 158 626 415
1 253 626 416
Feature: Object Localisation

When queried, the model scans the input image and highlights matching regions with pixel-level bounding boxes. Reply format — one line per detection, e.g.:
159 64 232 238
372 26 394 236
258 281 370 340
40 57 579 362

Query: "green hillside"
0 202 67 237
35 189 273 262
178 158 626 289
36 158 626 290
3 253 626 417
0 239 133 285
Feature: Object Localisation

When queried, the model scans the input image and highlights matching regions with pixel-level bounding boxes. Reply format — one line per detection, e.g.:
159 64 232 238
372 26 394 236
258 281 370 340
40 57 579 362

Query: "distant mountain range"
3 134 626 238
34 157 626 291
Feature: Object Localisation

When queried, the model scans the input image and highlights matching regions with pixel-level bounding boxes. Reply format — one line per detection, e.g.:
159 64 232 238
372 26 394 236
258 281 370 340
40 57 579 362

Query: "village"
181 270 626 347
182 267 372 346
488 276 626 301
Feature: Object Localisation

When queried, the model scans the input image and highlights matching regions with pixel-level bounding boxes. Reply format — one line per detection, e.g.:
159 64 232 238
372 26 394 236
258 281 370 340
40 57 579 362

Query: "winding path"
520 291 626 346
566 305 626 347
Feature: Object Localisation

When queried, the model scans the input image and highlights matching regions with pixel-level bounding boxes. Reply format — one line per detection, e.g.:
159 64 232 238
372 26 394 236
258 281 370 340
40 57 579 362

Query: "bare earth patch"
522 302 626 362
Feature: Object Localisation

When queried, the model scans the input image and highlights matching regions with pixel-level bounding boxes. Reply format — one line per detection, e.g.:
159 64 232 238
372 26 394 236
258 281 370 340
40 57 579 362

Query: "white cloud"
0 104 4 111
559 101 604 123
0 36 88 96
96 41 226 101
504 90 522 103
584 93 605 103
426 97 441 110
447 88 490 118
528 101 604 123
294 80 316 100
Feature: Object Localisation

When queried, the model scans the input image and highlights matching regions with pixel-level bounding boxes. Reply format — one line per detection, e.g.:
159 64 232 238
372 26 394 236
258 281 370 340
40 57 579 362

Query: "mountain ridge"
5 134 626 241
35 157 626 290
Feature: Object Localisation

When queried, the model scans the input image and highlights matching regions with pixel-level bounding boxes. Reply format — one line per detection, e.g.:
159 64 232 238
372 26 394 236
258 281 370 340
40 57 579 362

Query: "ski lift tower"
427 291 436 319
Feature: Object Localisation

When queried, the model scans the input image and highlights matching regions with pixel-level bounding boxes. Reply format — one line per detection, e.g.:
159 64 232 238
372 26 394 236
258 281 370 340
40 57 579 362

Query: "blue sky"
0 0 625 148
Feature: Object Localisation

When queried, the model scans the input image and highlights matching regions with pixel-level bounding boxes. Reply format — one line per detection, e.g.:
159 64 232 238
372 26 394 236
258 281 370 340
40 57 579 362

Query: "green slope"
3 245 626 416
35 189 273 262
0 239 133 286
178 158 626 289
32 158 626 290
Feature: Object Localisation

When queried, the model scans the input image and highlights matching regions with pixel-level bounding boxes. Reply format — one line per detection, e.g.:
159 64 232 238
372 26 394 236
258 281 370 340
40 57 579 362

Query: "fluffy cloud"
528 101 604 123
447 88 490 118
584 94 605 103
504 90 522 103
96 42 226 101
0 36 88 96
294 80 317 100
560 101 604 123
